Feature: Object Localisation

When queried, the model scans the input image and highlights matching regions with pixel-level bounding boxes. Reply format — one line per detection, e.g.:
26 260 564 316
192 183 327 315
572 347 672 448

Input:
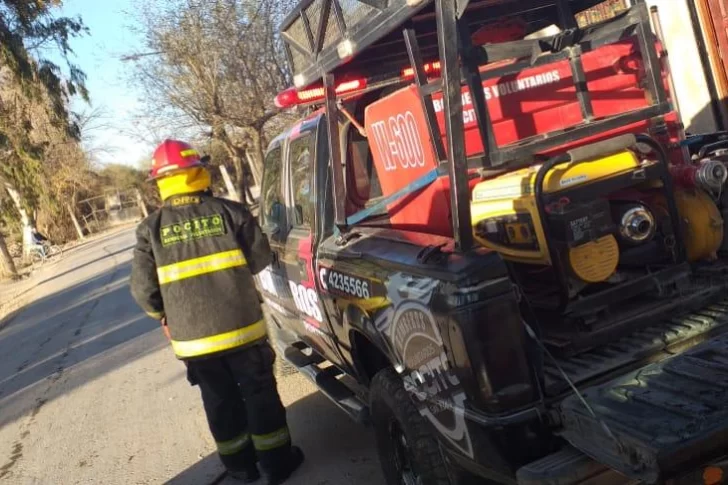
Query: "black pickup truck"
256 0 728 484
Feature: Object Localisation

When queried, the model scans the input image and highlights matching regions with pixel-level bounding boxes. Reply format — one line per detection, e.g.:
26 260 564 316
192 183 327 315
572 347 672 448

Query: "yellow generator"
471 148 724 303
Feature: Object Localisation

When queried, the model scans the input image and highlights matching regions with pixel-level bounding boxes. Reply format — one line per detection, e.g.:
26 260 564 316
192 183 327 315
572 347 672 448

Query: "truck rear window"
347 129 383 213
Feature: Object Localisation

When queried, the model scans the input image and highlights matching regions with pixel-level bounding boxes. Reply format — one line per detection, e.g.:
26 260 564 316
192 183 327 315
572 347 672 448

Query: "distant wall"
107 207 143 227
643 0 719 134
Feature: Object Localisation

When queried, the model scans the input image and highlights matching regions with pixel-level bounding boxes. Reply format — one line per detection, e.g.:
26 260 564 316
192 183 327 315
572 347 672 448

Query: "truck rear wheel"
370 368 451 485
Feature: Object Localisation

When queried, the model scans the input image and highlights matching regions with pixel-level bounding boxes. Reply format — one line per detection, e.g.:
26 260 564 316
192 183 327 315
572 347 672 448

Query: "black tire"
370 368 452 485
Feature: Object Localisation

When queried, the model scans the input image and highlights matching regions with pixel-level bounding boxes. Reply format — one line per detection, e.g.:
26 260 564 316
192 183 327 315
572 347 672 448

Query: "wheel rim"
388 419 419 485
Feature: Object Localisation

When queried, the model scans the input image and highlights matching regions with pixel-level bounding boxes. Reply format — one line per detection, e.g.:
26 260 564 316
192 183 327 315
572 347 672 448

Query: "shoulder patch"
161 214 227 247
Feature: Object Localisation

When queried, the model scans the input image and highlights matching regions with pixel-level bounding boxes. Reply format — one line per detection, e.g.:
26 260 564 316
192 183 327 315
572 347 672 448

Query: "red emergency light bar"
402 61 442 79
274 46 645 110
274 61 442 109
274 79 367 108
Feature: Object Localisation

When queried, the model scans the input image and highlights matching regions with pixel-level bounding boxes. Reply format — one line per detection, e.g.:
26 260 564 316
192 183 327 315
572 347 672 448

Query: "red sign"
364 85 454 237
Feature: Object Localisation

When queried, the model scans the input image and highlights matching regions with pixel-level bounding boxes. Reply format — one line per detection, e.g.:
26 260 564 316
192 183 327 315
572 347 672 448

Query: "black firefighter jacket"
130 192 272 360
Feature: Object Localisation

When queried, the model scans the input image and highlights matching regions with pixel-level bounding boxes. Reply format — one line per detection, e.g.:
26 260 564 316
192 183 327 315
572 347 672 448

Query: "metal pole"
436 0 473 252
636 1 667 106
403 29 447 162
457 22 497 168
82 215 92 235
556 0 578 30
219 165 241 202
67 204 85 240
245 151 263 189
91 204 100 232
134 188 149 218
569 45 594 122
324 73 347 230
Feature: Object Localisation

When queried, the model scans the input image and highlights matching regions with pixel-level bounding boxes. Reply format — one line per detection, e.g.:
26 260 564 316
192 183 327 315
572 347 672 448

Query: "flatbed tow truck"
257 0 728 483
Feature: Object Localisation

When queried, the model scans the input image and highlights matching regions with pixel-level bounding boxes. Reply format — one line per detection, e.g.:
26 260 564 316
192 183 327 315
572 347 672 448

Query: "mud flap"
559 333 728 483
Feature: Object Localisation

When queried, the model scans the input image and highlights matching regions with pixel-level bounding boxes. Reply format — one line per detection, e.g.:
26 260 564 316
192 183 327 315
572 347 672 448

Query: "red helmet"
149 139 205 180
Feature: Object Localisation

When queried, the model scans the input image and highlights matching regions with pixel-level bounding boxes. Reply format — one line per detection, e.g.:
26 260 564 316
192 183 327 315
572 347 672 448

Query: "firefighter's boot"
228 465 261 483
265 446 304 485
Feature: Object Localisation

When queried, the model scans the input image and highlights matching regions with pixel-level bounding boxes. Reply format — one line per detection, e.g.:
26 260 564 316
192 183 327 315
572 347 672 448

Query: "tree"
129 0 296 196
0 0 89 276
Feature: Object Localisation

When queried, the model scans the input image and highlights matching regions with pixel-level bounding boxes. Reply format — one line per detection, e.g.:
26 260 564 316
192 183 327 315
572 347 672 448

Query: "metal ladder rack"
279 0 669 253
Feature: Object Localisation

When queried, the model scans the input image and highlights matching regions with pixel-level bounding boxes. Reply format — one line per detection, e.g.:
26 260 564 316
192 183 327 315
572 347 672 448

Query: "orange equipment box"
364 84 456 237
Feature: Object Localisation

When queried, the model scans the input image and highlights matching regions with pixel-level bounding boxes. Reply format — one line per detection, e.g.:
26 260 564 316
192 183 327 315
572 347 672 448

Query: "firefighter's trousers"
186 342 292 473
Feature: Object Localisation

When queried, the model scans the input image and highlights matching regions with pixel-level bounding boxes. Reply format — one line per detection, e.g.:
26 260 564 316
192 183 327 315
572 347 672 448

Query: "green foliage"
98 163 146 189
0 1 88 134
0 0 90 243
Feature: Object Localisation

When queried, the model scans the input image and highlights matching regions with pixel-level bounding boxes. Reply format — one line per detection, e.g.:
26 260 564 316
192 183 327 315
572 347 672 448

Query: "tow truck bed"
559 331 728 483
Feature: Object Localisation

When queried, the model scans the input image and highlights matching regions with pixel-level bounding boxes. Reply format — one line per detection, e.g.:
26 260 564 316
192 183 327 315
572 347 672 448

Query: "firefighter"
130 139 304 484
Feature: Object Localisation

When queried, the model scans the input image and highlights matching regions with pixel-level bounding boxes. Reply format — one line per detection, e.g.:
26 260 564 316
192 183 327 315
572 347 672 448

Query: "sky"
52 0 152 167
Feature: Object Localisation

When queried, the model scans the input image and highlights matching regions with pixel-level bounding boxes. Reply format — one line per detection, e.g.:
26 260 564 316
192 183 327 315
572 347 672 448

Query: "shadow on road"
0 258 164 431
165 390 382 485
36 244 136 287
165 454 226 485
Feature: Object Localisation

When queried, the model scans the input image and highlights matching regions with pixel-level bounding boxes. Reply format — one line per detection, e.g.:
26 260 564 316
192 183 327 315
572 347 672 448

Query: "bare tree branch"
126 0 296 185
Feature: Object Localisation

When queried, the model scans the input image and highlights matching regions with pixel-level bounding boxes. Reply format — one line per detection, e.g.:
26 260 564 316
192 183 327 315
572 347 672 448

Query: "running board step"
282 343 369 425
283 342 324 368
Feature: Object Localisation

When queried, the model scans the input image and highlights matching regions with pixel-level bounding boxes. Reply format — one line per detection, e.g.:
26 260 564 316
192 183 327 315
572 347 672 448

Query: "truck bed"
544 297 728 396
558 330 728 483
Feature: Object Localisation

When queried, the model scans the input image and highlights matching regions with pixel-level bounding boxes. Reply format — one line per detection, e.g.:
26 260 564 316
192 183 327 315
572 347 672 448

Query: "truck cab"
260 106 531 482
257 0 728 483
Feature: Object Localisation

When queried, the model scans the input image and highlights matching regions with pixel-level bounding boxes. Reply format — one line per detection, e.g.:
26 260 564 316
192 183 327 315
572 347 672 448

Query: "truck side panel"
316 228 546 475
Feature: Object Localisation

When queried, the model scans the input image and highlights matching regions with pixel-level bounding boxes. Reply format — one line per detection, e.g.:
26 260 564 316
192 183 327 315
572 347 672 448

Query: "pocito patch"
161 214 226 246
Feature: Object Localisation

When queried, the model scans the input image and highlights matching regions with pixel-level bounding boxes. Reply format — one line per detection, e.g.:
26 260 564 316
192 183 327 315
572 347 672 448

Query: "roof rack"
280 0 612 88
279 0 666 253
280 0 431 90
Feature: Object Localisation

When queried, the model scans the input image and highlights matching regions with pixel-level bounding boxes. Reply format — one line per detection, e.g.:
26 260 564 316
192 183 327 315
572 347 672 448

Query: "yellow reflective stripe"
157 250 246 285
180 149 199 157
217 433 251 455
171 320 267 358
146 311 165 320
252 427 290 451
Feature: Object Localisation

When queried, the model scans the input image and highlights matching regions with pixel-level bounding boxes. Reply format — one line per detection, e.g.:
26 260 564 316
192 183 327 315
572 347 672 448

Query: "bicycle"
28 241 63 268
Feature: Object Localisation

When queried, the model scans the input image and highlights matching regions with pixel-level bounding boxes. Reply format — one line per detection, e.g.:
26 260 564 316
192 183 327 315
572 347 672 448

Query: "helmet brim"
147 159 207 181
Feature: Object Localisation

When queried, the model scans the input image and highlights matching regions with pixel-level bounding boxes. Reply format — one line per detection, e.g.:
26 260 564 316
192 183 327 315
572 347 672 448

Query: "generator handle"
634 134 686 263
533 152 572 307
567 134 637 164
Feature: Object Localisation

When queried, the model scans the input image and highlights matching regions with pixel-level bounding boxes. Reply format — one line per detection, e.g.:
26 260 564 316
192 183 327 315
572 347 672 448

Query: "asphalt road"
0 227 383 485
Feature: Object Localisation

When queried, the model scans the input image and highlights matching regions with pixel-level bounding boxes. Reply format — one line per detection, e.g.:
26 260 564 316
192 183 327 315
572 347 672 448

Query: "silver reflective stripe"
252 427 291 451
217 433 251 455
170 320 267 359
157 249 246 285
